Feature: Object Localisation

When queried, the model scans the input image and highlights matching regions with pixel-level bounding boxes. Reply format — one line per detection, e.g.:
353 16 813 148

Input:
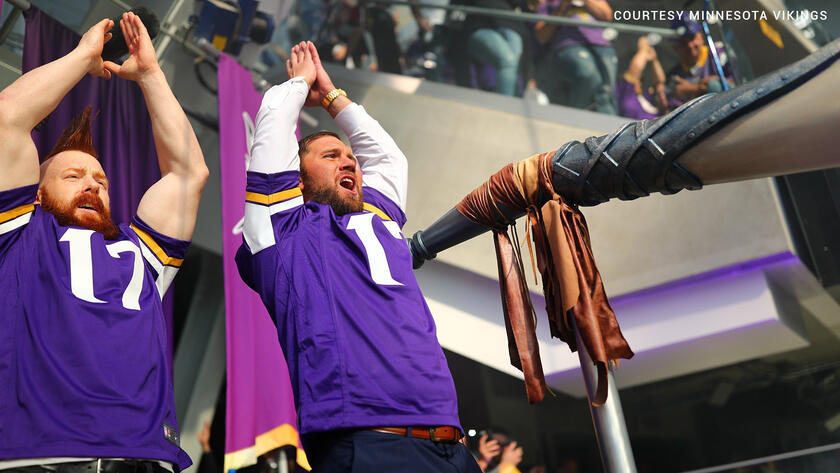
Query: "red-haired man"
0 12 207 473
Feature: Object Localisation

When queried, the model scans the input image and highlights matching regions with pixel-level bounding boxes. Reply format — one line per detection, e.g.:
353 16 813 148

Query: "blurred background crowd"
256 0 833 119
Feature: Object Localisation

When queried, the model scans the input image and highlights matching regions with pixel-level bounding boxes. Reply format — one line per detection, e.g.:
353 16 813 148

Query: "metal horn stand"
573 316 637 472
410 210 638 471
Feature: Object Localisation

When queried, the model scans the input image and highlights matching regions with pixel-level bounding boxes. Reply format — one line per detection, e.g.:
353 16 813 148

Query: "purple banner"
21 7 175 361
217 54 308 471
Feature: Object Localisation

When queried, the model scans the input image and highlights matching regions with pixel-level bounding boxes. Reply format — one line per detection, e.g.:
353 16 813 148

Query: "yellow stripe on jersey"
246 188 302 205
363 203 391 221
130 224 184 268
0 203 35 224
247 190 390 220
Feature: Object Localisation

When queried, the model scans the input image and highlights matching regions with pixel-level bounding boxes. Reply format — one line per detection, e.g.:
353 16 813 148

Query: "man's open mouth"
339 176 356 192
77 204 100 215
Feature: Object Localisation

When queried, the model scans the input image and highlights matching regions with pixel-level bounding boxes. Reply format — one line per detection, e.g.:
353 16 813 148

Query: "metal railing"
0 0 27 75
5 0 31 11
680 441 840 473
367 0 677 37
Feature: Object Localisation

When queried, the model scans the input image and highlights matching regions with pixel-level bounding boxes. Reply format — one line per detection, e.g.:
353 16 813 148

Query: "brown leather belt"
370 426 462 443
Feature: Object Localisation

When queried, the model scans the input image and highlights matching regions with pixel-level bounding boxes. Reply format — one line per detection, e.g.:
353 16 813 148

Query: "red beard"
39 189 120 240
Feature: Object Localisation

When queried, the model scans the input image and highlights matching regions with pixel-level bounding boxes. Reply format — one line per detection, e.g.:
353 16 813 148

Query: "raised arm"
0 19 114 193
247 42 315 175
650 51 666 87
625 38 666 95
239 43 315 256
104 12 208 240
623 38 652 86
306 42 408 210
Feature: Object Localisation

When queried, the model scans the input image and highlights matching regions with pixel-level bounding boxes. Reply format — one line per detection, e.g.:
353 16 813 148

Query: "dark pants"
538 44 619 115
302 430 482 473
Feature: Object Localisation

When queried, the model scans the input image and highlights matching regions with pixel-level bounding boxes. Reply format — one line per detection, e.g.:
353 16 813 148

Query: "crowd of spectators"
466 428 582 473
272 0 738 118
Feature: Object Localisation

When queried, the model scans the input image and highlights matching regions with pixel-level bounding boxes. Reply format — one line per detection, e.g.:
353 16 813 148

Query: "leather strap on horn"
457 165 547 403
494 230 548 403
457 153 633 406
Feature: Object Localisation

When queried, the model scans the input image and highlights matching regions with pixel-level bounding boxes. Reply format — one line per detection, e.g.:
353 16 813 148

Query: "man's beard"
40 189 120 240
301 173 364 216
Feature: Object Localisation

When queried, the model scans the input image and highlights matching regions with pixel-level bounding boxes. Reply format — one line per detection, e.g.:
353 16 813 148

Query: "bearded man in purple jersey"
0 12 208 473
235 42 482 473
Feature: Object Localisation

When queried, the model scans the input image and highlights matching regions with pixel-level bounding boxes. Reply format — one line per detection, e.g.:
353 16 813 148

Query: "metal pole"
574 321 637 473
368 0 677 37
701 0 730 91
0 7 22 47
106 0 201 62
5 0 31 11
1 0 31 47
277 448 289 473
195 37 222 60
0 59 21 74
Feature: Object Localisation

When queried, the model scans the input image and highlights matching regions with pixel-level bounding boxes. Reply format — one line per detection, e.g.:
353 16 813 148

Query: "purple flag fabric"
217 54 308 471
21 7 175 364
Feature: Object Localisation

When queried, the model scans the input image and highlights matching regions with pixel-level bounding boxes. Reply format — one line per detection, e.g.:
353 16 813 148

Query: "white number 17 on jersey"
60 227 145 310
346 213 405 286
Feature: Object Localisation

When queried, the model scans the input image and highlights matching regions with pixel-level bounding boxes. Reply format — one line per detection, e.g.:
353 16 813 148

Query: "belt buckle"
428 427 439 442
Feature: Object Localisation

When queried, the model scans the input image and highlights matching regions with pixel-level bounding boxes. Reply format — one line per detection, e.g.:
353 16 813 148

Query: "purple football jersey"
235 171 461 435
616 77 661 120
0 184 191 470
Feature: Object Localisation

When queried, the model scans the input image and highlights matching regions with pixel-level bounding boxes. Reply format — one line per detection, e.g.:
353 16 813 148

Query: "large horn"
410 38 840 268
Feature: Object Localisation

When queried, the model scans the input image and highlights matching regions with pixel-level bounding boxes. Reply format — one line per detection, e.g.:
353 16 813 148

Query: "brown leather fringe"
494 231 548 402
456 165 548 403
456 153 633 405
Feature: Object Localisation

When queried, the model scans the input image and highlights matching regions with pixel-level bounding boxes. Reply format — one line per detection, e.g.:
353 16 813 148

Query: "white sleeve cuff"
334 103 372 136
262 76 309 110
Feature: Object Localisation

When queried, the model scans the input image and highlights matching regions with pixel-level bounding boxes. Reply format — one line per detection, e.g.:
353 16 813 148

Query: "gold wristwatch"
321 88 347 108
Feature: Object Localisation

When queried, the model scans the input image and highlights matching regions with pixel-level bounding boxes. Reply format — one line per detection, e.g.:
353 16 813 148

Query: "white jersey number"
346 213 405 286
60 228 145 310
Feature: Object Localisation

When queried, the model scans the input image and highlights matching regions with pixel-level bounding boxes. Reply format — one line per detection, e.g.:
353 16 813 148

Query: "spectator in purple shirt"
616 36 668 119
666 17 734 107
534 0 618 114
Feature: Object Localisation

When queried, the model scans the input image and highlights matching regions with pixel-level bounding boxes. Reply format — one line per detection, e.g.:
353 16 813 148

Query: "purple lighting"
609 252 798 307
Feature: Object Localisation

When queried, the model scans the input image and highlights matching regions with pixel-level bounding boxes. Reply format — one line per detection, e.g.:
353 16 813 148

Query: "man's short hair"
298 131 341 160
45 106 99 161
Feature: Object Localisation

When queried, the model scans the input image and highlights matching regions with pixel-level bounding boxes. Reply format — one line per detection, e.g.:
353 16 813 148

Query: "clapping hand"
286 41 317 92
478 434 502 464
77 18 115 79
103 12 160 82
306 42 339 108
